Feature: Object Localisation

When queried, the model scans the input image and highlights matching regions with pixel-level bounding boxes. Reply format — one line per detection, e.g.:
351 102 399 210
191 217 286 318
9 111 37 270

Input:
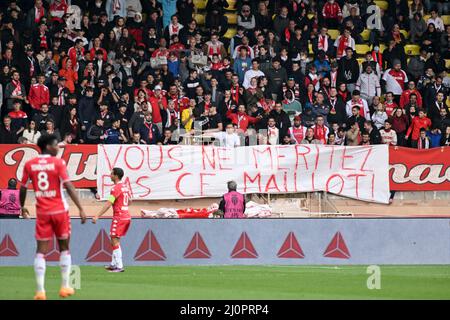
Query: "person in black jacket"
265 58 288 101
337 47 360 94
268 102 292 138
326 87 347 127
0 116 18 144
363 120 381 144
139 113 162 144
87 118 106 144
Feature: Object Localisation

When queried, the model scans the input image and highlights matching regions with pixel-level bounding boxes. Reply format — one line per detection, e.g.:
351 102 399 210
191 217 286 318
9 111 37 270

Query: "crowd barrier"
1 219 449 266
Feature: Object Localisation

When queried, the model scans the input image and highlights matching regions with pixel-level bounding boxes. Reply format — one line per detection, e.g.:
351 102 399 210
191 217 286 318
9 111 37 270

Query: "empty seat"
400 29 409 39
194 14 205 25
374 1 389 10
355 44 371 55
224 28 237 39
443 15 450 25
224 13 237 24
193 0 207 10
404 44 420 55
445 59 450 68
361 29 371 41
328 29 340 40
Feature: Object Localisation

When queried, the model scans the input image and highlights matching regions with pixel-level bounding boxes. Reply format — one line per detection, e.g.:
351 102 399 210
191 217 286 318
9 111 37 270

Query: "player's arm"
64 181 87 224
19 165 31 219
92 195 114 224
19 185 30 219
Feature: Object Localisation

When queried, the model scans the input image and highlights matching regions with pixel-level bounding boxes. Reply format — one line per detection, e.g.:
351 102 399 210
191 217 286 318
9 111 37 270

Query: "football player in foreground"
20 134 87 300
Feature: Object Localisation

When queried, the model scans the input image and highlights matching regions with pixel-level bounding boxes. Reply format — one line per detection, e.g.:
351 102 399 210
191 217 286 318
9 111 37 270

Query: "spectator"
417 128 431 149
0 116 17 144
22 120 41 145
380 120 398 145
406 109 432 147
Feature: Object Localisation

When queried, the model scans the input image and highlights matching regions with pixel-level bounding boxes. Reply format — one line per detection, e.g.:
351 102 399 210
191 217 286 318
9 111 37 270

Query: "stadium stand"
0 0 448 151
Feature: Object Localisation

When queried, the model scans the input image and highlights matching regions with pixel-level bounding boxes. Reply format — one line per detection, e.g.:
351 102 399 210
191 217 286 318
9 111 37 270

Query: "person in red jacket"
28 74 50 113
226 104 261 133
67 39 85 68
322 0 342 29
405 109 432 148
399 81 423 108
149 85 167 133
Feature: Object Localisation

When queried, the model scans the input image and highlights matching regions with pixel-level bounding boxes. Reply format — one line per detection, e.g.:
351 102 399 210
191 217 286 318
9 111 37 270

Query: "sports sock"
112 245 123 269
59 250 71 288
34 253 46 292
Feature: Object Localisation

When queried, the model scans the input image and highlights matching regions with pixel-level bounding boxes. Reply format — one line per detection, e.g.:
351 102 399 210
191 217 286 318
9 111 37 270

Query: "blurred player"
20 134 87 300
92 167 131 272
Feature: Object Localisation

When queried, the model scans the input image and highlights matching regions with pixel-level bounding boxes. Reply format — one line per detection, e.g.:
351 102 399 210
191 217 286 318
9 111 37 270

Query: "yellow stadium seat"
225 13 237 24
307 13 315 19
400 29 409 39
357 58 365 65
379 43 387 52
308 43 313 55
328 29 340 40
355 44 370 55
445 59 450 68
225 0 237 11
361 29 371 41
374 1 389 10
193 0 207 10
443 15 450 25
194 13 205 25
404 44 420 55
224 28 237 39
423 14 431 21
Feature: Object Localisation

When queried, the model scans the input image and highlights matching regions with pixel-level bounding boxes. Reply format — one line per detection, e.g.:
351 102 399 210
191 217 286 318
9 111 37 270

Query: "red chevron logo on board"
184 232 211 258
231 232 258 258
277 232 305 258
134 230 166 261
0 234 19 257
323 232 351 259
85 229 113 262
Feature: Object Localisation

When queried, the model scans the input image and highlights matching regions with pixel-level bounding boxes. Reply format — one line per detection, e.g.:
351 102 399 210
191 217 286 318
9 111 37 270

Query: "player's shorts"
35 212 71 241
110 219 131 238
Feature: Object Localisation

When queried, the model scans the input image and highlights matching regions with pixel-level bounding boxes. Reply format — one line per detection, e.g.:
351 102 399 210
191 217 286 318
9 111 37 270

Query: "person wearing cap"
87 117 107 144
382 59 408 104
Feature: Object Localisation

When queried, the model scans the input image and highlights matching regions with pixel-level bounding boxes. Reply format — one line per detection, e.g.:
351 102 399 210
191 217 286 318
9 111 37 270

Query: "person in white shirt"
345 90 371 120
426 9 444 32
206 123 241 147
356 64 381 106
242 59 265 89
379 120 397 145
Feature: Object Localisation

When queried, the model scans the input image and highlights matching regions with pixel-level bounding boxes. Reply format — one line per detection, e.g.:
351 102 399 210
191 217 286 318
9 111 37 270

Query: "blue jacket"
233 57 252 83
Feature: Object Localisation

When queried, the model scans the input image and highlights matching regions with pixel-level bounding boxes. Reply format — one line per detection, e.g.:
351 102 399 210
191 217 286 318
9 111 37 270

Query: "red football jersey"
109 182 131 220
21 155 70 215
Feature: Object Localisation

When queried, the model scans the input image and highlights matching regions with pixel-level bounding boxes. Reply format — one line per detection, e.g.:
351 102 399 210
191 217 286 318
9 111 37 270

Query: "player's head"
37 134 59 156
111 167 124 182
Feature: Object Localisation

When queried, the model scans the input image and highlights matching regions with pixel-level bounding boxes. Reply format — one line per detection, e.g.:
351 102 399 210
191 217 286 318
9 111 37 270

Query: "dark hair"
112 167 124 180
37 134 58 153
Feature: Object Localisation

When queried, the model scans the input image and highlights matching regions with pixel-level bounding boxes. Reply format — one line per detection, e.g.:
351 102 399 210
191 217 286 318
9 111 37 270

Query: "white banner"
97 145 390 203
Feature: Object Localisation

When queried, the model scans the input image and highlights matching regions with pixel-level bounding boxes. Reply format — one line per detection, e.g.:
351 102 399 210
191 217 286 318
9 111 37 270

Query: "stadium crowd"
0 0 449 148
